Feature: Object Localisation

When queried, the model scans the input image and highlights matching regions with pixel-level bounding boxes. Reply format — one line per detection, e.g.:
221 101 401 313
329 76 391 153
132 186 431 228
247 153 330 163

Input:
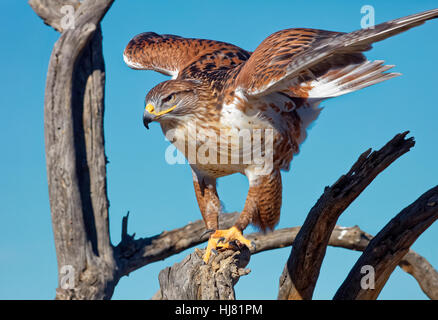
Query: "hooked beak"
143 104 156 129
143 103 178 129
143 111 153 129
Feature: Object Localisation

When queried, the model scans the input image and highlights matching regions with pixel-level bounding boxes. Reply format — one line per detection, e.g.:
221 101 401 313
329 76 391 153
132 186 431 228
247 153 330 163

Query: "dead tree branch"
132 211 436 299
156 248 251 300
334 185 438 300
30 0 116 299
253 225 438 300
277 132 415 300
399 250 438 300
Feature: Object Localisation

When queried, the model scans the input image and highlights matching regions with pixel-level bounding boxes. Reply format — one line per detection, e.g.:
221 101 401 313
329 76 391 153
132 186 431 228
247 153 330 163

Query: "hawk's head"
143 80 200 129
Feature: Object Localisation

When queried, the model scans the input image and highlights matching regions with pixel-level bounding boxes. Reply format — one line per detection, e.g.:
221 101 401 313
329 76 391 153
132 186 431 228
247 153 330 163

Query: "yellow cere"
145 103 177 116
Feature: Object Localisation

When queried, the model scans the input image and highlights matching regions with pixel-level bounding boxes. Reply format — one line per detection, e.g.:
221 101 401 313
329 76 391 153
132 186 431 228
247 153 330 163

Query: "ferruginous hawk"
123 9 438 263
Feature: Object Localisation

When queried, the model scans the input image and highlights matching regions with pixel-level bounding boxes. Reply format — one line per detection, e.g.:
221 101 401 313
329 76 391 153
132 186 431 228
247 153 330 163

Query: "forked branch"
334 185 438 300
278 132 415 300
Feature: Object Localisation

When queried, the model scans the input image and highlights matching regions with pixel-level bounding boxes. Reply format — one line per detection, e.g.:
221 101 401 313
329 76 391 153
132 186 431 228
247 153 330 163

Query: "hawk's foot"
202 226 255 263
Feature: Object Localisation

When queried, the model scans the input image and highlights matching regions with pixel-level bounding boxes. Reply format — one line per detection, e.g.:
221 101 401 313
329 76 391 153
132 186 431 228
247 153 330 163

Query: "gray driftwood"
157 248 251 300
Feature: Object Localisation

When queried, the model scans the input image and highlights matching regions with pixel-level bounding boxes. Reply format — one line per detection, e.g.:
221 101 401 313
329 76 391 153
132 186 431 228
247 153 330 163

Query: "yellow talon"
202 226 255 263
203 238 218 263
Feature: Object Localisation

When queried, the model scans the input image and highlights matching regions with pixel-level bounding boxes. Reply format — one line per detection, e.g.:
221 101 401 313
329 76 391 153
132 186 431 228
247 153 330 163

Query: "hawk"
124 9 438 263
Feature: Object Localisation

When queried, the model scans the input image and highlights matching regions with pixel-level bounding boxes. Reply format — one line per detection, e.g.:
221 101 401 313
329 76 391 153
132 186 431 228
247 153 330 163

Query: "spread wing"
232 8 438 97
123 32 251 79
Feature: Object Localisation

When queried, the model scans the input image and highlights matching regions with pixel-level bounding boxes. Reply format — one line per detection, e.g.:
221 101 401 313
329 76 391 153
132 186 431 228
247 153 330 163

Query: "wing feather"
123 32 250 79
233 8 438 97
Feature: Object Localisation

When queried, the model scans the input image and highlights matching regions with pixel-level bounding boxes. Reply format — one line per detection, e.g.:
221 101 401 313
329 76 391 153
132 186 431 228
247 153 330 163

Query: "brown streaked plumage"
123 32 251 79
192 174 220 231
124 9 438 263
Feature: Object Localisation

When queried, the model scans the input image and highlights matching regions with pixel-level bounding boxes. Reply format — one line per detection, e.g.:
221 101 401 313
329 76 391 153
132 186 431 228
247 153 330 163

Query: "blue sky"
1 0 437 300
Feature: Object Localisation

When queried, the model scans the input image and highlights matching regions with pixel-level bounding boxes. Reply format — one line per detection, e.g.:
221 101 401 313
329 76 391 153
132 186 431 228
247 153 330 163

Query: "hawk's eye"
162 94 174 104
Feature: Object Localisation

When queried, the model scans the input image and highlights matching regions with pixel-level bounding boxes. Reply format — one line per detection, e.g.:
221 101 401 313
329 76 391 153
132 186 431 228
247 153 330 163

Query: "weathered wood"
29 0 80 32
157 248 251 300
139 212 437 300
278 132 415 300
399 250 438 300
334 185 438 300
31 0 116 299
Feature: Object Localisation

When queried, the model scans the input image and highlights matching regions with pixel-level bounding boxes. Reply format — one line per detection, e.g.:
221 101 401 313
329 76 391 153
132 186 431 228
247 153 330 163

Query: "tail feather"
306 60 401 98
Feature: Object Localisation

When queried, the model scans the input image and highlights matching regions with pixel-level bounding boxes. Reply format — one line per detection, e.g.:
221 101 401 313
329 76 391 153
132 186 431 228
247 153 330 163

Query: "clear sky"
1 0 437 300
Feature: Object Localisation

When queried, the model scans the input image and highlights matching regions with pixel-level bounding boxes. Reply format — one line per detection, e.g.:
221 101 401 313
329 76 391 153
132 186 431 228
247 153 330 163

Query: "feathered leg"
202 169 282 263
235 168 282 232
192 170 220 231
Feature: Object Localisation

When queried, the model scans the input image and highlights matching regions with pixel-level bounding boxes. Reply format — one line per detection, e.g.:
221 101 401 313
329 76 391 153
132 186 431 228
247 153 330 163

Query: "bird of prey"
124 9 438 263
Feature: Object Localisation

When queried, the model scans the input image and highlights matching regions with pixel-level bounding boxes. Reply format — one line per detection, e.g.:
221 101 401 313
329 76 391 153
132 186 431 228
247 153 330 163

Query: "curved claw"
202 227 254 263
217 237 226 244
250 241 257 251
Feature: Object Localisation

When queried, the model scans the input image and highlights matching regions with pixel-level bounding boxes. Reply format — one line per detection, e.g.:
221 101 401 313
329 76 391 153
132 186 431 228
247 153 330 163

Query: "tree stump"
157 248 251 300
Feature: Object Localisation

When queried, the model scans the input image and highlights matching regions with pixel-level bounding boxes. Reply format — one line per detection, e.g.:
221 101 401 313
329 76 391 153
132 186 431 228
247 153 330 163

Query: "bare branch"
259 224 438 300
399 250 438 300
277 132 415 300
115 210 438 299
334 185 438 300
